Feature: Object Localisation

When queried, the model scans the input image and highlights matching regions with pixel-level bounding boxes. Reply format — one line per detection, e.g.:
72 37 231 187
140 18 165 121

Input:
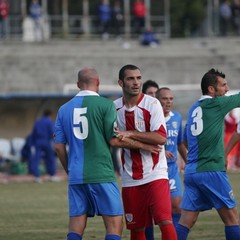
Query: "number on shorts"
169 179 176 191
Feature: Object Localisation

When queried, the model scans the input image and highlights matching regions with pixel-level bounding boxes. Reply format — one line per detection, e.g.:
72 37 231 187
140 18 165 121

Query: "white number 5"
73 108 88 139
190 106 203 136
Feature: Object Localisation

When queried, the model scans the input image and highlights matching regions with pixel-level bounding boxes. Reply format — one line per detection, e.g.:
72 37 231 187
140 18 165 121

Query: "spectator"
231 0 240 35
98 0 111 40
0 0 9 39
219 0 232 36
112 0 123 39
31 109 57 183
29 0 44 42
140 26 160 47
132 0 146 34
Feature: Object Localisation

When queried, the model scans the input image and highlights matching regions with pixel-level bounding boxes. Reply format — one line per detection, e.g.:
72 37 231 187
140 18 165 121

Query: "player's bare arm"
178 143 188 163
54 143 68 174
110 137 161 154
116 129 166 145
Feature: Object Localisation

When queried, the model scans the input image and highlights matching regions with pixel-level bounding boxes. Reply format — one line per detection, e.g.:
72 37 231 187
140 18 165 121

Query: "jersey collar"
76 90 99 97
199 95 212 101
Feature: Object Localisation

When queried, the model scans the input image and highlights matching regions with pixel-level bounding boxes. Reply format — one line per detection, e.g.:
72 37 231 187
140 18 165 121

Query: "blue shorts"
168 162 182 198
181 171 236 211
68 182 124 217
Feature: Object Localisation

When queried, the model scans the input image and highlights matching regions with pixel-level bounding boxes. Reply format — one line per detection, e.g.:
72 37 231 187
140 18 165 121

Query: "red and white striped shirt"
114 93 168 187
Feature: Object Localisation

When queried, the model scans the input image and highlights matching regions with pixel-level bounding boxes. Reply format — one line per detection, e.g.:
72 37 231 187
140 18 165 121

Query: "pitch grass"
0 171 239 240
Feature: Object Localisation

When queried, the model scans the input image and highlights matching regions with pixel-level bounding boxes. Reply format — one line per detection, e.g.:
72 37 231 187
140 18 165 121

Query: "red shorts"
122 179 172 230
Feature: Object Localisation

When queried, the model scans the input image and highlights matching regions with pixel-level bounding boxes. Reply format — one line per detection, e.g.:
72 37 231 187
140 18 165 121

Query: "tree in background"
170 0 206 37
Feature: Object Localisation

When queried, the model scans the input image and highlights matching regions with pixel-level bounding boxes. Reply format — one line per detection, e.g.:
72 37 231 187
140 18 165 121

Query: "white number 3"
73 108 88 139
191 106 203 136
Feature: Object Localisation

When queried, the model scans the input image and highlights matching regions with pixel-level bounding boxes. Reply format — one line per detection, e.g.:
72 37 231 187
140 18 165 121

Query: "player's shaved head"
78 67 99 84
77 67 100 91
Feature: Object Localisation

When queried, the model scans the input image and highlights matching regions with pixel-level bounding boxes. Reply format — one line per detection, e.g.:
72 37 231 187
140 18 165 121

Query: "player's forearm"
110 137 144 149
178 144 188 163
54 144 68 174
110 137 161 154
128 131 166 145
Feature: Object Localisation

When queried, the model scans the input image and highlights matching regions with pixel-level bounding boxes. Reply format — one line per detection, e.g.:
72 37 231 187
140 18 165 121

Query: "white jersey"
114 93 168 187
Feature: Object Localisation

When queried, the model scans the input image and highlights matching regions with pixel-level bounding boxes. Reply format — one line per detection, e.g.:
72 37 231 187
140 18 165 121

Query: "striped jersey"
55 90 117 184
165 111 183 164
114 93 168 187
237 122 240 134
184 93 240 174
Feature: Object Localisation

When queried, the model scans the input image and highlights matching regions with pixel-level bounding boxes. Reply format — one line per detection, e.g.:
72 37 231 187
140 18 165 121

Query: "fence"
7 14 169 39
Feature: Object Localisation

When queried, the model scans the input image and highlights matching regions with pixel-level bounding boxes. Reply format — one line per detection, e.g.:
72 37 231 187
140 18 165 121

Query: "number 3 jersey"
184 94 240 174
55 90 117 184
114 93 168 187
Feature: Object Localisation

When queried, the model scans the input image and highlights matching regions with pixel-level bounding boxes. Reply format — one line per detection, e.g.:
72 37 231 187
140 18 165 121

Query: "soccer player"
176 68 240 240
142 79 159 97
54 67 160 240
225 121 240 164
145 87 187 240
156 87 187 226
142 79 160 240
114 64 177 240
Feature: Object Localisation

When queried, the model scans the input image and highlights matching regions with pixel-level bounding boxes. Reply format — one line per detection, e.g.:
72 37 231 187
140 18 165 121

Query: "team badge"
125 213 133 223
172 121 178 129
229 190 235 200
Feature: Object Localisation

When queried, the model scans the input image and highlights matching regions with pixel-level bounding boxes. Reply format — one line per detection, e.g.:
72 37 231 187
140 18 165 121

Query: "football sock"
160 223 177 240
225 225 240 240
175 224 189 240
67 232 82 240
145 225 154 240
172 213 181 228
105 234 121 240
130 230 146 240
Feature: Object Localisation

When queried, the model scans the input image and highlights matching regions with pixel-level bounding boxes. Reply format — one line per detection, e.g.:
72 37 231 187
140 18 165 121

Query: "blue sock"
172 213 181 228
67 232 82 240
145 225 154 240
175 224 189 240
105 234 121 240
225 225 240 240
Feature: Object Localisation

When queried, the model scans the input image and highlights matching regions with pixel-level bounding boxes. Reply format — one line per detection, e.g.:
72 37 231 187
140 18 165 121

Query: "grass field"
0 171 239 240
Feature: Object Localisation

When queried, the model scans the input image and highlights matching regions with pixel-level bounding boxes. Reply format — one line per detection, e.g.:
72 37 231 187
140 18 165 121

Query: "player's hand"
115 129 133 140
143 144 162 154
165 150 175 160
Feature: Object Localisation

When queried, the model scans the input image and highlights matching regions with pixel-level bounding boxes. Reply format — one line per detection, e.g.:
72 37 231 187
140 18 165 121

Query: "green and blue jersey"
184 93 240 174
55 90 117 184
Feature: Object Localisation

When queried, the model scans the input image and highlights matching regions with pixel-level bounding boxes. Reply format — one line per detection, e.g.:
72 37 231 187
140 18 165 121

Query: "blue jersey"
165 111 183 164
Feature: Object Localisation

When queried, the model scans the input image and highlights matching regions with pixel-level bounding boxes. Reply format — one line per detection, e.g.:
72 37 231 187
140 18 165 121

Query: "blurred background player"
142 79 159 97
224 110 239 170
31 109 57 183
225 121 240 165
